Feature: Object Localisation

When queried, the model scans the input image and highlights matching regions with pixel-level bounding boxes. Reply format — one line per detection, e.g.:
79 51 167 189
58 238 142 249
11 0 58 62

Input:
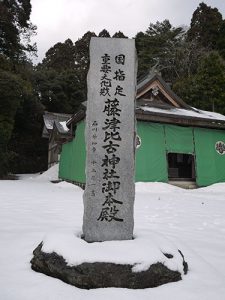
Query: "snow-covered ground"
0 166 225 300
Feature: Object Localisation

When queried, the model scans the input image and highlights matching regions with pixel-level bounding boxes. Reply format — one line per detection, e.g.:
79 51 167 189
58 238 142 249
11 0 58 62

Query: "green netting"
135 122 168 182
194 128 225 186
165 124 194 154
59 121 86 183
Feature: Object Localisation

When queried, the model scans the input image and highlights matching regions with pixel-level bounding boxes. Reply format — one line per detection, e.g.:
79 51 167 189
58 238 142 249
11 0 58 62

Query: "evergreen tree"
98 29 110 37
135 20 184 81
41 39 75 71
0 0 36 61
0 0 48 176
5 60 48 174
173 52 225 113
8 93 48 174
112 31 128 38
217 20 225 59
74 31 96 83
34 68 84 114
0 69 23 176
187 2 223 49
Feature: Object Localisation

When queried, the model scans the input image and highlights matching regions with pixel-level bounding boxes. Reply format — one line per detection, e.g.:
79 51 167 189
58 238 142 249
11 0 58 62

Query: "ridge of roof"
137 72 192 111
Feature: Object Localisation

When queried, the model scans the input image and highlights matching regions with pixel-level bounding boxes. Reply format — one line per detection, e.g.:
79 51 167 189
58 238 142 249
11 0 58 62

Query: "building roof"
66 108 86 127
136 71 225 129
42 111 72 138
137 72 192 110
136 106 225 129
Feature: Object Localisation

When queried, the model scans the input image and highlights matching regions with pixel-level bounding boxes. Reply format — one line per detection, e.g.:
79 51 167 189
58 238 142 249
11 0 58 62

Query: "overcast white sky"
30 0 225 63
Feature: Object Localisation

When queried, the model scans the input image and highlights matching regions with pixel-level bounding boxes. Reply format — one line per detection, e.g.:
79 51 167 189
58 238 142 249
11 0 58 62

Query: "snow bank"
1 179 225 299
34 164 59 182
56 181 83 191
197 182 225 193
136 181 225 195
42 230 184 274
135 182 183 193
19 164 59 182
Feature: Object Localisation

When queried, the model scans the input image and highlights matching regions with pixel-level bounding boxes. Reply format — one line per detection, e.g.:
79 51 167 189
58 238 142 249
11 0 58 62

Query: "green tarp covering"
194 128 225 186
135 122 168 182
165 125 194 154
59 121 86 183
59 119 225 187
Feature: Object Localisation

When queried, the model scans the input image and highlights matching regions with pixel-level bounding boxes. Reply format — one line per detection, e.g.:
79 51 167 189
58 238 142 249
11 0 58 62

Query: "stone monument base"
30 232 188 289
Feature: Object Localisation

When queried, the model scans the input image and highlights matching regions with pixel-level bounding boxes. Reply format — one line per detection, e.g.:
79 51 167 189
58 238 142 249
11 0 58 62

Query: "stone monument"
83 37 137 242
31 38 188 289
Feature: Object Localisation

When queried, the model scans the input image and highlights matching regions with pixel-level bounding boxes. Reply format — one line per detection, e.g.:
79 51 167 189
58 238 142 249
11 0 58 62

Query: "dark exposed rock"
178 249 188 275
31 242 188 289
163 253 173 259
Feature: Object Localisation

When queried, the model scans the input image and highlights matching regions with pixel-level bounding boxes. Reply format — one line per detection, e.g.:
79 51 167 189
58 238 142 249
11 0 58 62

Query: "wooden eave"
136 109 225 130
66 109 86 126
65 106 225 130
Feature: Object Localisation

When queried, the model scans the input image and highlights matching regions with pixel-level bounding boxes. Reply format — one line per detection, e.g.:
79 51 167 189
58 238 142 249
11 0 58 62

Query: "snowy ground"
0 165 225 300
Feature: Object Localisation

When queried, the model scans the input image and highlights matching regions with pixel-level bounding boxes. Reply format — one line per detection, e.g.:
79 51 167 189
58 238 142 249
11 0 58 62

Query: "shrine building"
43 72 225 188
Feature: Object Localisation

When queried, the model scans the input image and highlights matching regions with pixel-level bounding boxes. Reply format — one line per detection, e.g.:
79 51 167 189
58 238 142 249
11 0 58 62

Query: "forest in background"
1 1 225 177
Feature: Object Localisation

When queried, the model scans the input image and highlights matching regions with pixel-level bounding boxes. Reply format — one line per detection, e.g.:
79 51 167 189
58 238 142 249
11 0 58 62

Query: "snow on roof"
140 106 225 122
59 121 69 132
43 112 72 130
44 118 54 130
